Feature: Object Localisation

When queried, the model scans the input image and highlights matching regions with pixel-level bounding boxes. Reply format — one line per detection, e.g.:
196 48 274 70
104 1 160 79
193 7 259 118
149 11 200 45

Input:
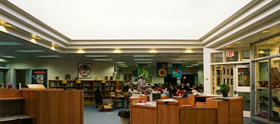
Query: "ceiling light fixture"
85 55 108 58
51 46 56 51
2 56 16 59
134 59 153 61
258 50 266 54
235 41 241 44
0 25 8 33
16 50 45 53
92 59 112 61
186 66 193 68
184 49 193 53
113 49 122 53
76 49 86 54
30 38 37 44
149 49 158 53
261 30 269 33
116 62 125 64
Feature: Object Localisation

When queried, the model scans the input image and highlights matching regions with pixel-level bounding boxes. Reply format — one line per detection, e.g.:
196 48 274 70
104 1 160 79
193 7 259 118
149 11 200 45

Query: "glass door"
270 57 280 123
235 65 251 117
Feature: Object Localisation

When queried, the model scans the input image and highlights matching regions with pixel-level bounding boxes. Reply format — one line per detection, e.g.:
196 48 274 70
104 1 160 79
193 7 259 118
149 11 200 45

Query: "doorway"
0 69 7 88
14 69 31 88
235 65 251 117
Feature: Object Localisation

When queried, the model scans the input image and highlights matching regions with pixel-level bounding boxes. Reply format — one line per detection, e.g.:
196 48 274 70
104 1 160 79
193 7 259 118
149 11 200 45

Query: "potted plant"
219 83 230 97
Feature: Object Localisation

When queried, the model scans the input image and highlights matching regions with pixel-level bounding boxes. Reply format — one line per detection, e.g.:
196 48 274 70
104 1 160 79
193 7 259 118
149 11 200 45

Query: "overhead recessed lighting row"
76 49 195 54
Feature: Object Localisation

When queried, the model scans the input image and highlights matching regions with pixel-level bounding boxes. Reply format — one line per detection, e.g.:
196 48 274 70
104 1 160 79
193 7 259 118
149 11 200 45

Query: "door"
235 65 251 117
0 69 7 88
15 70 26 88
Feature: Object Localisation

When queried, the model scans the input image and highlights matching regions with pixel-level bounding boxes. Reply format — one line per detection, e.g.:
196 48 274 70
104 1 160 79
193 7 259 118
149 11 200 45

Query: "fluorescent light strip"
0 42 23 46
92 59 112 61
135 62 152 64
85 55 108 58
2 56 16 58
16 50 45 53
134 59 153 61
133 55 156 58
116 62 125 64
186 66 193 68
37 55 61 58
191 64 199 66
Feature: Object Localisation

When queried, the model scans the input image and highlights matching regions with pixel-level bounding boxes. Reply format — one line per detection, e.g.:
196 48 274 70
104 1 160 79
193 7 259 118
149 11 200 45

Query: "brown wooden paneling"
131 107 156 124
157 99 179 124
22 89 84 124
229 98 243 124
180 108 217 124
0 89 21 98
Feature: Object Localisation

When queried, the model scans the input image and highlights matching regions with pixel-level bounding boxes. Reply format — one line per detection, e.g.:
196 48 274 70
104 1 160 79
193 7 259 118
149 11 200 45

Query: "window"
226 51 238 62
242 50 250 60
211 53 223 63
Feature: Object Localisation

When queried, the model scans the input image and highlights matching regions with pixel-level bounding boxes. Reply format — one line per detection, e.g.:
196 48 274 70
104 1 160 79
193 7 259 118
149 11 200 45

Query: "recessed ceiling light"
85 55 108 58
149 49 158 53
134 59 153 61
135 62 152 64
133 55 156 58
186 66 193 68
258 50 266 54
235 41 241 44
76 49 85 53
0 42 23 46
2 56 16 58
92 59 112 61
51 46 56 50
116 62 125 64
261 30 269 33
37 55 61 58
30 39 37 44
16 50 45 53
180 54 202 57
268 41 274 44
184 50 193 53
113 49 122 53
0 25 8 33
226 45 231 48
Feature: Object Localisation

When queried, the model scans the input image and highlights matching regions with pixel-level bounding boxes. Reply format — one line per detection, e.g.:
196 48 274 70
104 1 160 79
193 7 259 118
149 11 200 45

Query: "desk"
131 102 156 124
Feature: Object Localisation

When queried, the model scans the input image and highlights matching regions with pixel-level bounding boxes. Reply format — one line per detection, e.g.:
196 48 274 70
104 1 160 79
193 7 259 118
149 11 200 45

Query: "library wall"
9 58 114 86
120 65 203 86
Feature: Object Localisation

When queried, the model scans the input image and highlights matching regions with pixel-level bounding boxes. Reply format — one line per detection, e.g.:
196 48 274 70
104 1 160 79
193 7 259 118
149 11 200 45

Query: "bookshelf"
49 80 123 105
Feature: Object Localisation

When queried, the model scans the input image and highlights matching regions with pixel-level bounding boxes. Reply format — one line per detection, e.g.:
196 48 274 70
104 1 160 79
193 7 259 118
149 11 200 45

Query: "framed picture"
78 63 92 78
32 69 48 88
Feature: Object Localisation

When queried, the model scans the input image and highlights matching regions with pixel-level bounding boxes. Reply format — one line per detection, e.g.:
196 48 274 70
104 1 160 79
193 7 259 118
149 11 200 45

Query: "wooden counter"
22 89 84 124
131 103 156 124
157 99 179 124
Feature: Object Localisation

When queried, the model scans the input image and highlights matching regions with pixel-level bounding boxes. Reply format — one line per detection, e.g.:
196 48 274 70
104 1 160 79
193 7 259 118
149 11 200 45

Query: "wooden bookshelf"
49 80 123 105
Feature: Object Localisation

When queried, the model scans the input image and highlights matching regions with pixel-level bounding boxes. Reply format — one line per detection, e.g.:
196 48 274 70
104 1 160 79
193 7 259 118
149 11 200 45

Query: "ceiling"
9 0 251 40
0 32 203 67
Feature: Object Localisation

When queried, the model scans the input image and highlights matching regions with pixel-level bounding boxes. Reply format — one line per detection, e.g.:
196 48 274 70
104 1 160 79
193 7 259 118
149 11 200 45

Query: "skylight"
9 0 251 39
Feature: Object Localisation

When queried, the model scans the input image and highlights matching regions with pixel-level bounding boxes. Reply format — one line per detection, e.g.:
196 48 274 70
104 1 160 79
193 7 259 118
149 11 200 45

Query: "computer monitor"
150 93 161 101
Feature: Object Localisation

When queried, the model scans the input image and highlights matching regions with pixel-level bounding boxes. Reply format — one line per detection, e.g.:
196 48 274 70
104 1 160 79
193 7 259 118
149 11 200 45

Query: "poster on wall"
172 64 182 78
138 64 149 78
78 63 92 78
32 69 48 87
157 62 168 77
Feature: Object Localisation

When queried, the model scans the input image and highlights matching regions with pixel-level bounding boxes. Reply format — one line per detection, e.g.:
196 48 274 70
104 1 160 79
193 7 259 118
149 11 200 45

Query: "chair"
123 92 130 108
112 91 124 108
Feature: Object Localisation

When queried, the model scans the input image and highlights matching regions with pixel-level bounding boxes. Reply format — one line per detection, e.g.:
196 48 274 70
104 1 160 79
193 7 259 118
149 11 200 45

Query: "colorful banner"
32 69 48 87
172 64 182 78
157 63 168 77
138 64 149 78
